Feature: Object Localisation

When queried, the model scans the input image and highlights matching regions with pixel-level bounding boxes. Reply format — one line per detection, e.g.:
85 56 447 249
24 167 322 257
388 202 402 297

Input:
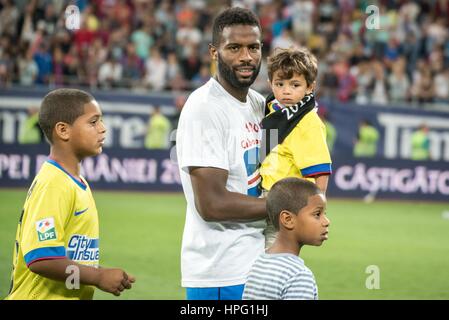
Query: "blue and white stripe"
243 253 318 300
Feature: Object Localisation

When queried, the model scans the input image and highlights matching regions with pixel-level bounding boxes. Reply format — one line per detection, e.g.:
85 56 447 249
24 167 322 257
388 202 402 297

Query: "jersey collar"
46 159 87 191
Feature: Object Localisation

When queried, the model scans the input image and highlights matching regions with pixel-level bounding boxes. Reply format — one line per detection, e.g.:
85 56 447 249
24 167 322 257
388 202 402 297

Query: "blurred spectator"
52 46 64 86
191 64 210 89
18 49 38 86
180 46 201 82
388 57 410 103
166 51 182 87
383 38 401 70
317 0 338 38
369 62 388 105
0 0 19 38
98 55 123 89
63 45 81 85
271 27 298 51
121 43 144 88
176 17 202 58
317 56 338 99
353 59 373 105
429 45 445 74
41 2 58 36
144 47 167 91
335 60 357 102
17 2 37 43
18 106 42 144
113 0 132 29
425 17 447 53
411 124 430 161
33 42 52 85
412 66 435 103
368 4 394 60
131 21 154 61
434 68 449 103
288 0 315 43
144 106 171 150
169 73 189 91
85 38 107 88
0 50 12 85
353 120 379 158
73 19 95 56
399 32 420 79
155 0 177 34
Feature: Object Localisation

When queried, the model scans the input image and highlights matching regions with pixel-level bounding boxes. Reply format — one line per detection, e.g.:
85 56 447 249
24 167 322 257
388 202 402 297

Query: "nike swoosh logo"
74 208 89 216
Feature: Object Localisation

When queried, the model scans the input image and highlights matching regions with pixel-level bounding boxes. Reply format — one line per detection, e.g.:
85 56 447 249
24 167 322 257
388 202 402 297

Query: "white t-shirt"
176 77 266 287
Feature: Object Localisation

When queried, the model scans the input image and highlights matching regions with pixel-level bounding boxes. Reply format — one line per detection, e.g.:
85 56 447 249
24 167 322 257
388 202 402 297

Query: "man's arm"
29 258 135 296
189 167 266 222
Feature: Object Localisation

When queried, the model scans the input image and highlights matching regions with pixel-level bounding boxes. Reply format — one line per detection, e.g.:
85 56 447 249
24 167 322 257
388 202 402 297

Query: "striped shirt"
242 253 318 300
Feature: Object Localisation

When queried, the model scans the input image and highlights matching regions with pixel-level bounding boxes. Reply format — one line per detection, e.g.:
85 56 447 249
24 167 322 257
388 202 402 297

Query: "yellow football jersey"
260 101 332 191
6 159 99 300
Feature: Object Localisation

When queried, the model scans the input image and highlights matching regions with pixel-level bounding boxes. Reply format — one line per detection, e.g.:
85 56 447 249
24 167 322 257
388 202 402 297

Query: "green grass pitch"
1 189 449 299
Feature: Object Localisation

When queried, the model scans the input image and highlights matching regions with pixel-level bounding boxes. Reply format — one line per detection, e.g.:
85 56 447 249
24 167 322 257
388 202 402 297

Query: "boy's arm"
289 116 332 194
189 167 266 222
314 174 329 195
29 258 135 296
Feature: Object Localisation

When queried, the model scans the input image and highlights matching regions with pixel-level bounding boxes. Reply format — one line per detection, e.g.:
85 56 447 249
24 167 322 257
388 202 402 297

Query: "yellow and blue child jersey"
260 100 332 191
6 159 99 300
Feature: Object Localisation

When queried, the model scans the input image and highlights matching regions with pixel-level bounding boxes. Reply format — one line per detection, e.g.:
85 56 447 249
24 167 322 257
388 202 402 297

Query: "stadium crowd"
0 0 448 105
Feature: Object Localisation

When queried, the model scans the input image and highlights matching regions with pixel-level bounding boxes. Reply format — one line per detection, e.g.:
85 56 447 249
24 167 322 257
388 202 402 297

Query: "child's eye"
275 83 283 87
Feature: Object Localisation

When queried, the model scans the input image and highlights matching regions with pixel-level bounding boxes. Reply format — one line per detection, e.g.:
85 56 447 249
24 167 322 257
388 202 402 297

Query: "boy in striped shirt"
243 178 330 300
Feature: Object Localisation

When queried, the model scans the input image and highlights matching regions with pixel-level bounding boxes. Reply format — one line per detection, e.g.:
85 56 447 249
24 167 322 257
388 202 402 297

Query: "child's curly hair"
267 47 318 86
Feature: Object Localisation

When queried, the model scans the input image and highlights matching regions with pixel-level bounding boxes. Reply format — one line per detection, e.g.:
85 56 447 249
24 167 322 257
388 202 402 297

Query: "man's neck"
215 75 249 103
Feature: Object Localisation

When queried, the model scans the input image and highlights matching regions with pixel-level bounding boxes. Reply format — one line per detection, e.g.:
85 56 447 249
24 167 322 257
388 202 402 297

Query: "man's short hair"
212 7 261 47
267 47 318 86
39 88 94 142
267 178 322 230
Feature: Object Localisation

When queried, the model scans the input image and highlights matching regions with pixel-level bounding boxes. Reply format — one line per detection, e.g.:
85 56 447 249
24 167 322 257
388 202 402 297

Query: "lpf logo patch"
36 217 57 241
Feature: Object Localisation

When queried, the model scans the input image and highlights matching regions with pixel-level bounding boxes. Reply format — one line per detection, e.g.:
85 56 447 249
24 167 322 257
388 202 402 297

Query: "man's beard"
217 53 261 89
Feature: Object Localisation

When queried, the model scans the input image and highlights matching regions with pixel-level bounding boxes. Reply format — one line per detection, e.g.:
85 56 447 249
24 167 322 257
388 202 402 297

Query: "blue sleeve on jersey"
24 246 66 267
301 163 332 177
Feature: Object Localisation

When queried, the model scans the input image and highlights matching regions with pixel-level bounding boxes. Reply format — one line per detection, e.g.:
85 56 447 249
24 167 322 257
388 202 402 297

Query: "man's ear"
54 122 70 142
279 210 295 230
209 44 218 61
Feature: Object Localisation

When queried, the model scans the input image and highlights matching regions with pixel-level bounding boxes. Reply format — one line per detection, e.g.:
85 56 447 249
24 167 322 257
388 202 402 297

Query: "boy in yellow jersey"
6 88 135 300
260 48 332 248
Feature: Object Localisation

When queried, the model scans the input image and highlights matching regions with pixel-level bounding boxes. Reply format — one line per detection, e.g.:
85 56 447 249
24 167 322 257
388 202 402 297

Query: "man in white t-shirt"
176 7 267 300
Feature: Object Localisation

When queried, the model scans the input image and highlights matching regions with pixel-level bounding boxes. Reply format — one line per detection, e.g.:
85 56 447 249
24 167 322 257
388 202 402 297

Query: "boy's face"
293 194 330 246
69 100 106 158
270 71 314 106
